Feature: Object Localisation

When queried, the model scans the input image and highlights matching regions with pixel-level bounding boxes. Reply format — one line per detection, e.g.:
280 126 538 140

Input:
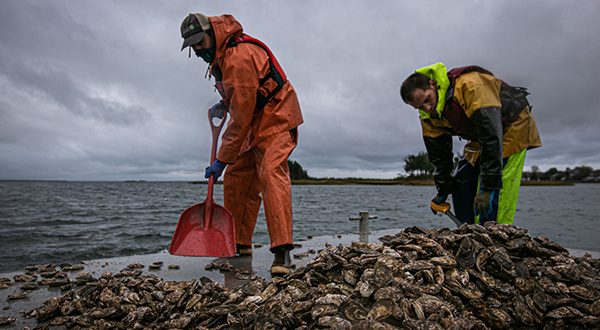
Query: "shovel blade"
169 202 236 257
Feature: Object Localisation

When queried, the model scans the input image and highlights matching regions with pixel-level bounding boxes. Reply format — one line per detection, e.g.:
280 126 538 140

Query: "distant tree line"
288 156 600 183
523 165 600 182
400 152 600 182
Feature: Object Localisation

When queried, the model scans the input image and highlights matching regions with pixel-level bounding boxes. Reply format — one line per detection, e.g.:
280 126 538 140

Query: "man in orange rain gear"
180 13 303 276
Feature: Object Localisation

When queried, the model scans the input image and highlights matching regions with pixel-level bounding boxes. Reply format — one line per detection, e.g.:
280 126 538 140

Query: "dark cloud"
1 54 151 126
1 0 599 180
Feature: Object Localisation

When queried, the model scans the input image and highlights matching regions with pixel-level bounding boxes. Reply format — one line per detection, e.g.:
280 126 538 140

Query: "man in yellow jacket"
400 63 541 225
181 13 303 275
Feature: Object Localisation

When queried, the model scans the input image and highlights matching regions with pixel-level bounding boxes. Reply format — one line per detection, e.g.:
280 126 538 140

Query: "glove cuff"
432 195 447 204
479 173 502 190
214 160 228 170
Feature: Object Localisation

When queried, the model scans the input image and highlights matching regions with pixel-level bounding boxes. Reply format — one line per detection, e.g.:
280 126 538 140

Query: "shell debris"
9 223 600 329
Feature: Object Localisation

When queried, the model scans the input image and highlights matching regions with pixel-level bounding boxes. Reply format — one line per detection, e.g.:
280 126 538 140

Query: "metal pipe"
349 211 378 243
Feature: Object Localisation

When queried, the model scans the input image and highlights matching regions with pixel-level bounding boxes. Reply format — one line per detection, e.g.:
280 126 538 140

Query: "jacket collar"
415 62 449 120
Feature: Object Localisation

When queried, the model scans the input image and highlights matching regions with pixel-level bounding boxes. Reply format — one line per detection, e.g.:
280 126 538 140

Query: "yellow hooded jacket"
418 63 541 166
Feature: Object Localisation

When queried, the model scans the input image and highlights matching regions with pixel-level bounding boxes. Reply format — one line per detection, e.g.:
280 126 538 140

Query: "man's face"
192 33 213 51
407 80 438 116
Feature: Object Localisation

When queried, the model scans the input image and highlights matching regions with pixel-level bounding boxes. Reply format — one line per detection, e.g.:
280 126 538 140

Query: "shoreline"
189 179 578 186
0 179 585 186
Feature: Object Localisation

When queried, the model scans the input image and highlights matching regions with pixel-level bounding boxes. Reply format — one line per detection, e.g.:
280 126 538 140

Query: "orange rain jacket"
207 15 303 164
205 15 303 250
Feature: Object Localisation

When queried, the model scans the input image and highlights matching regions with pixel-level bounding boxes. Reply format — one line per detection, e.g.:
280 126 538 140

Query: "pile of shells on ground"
3 222 600 329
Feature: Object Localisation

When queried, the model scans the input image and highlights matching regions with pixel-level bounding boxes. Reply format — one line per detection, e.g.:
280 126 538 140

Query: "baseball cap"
180 13 211 51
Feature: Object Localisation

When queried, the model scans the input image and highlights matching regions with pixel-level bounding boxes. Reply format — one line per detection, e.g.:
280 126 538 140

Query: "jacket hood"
415 62 450 120
208 14 244 65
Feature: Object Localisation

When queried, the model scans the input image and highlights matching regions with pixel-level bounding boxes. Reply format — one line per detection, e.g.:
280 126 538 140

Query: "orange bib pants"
223 130 297 251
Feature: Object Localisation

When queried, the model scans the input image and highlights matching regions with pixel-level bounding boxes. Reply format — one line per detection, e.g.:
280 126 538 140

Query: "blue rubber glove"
205 160 227 180
209 101 228 119
430 194 447 215
474 190 494 217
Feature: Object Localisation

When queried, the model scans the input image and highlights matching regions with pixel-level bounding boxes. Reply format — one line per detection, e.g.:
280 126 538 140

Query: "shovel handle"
205 109 228 224
430 202 463 227
207 109 227 164
430 202 451 214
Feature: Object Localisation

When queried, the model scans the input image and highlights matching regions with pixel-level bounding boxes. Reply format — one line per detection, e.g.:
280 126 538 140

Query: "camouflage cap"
180 13 211 51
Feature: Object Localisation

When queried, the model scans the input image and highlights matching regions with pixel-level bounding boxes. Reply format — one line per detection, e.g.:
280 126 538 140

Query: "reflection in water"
223 256 254 289
203 256 256 289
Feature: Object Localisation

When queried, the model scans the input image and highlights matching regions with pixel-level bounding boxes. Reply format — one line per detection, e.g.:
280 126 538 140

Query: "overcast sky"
1 0 599 181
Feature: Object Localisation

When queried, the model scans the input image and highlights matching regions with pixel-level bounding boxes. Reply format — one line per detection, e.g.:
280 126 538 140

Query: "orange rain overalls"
206 15 304 251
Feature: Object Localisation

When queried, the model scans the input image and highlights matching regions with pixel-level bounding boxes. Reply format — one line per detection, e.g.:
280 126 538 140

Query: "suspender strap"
227 34 287 109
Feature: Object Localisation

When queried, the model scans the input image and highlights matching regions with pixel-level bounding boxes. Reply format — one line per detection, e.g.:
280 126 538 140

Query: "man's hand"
209 101 227 119
205 160 227 180
430 194 447 215
474 190 494 217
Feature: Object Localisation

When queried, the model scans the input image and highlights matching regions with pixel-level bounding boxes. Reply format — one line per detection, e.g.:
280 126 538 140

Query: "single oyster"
373 285 404 301
477 307 512 329
455 237 477 268
402 260 435 272
546 306 584 319
338 301 368 322
429 256 457 268
342 268 358 286
315 293 349 306
311 303 338 321
569 284 598 301
0 316 17 325
355 280 375 298
367 298 395 321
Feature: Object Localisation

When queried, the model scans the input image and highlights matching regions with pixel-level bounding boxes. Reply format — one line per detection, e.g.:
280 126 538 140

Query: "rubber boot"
236 244 253 256
270 246 291 276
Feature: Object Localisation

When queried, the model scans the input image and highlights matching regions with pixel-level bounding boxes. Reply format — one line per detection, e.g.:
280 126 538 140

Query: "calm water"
1 181 599 273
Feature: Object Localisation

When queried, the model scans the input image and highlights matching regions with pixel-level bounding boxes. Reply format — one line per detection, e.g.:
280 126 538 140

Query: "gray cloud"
1 54 151 126
1 0 599 181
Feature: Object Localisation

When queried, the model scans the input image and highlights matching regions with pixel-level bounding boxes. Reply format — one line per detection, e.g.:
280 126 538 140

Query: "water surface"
1 181 598 273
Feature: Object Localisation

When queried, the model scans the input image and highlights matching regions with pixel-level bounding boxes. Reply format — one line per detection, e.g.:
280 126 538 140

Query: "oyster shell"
0 316 17 326
569 284 598 301
18 223 600 330
546 306 584 318
367 298 395 321
455 236 477 268
429 256 457 268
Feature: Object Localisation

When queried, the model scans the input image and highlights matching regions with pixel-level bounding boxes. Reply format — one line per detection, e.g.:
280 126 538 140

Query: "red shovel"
169 109 236 257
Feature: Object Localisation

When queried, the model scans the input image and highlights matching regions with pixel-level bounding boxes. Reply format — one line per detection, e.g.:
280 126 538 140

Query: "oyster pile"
15 223 600 329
